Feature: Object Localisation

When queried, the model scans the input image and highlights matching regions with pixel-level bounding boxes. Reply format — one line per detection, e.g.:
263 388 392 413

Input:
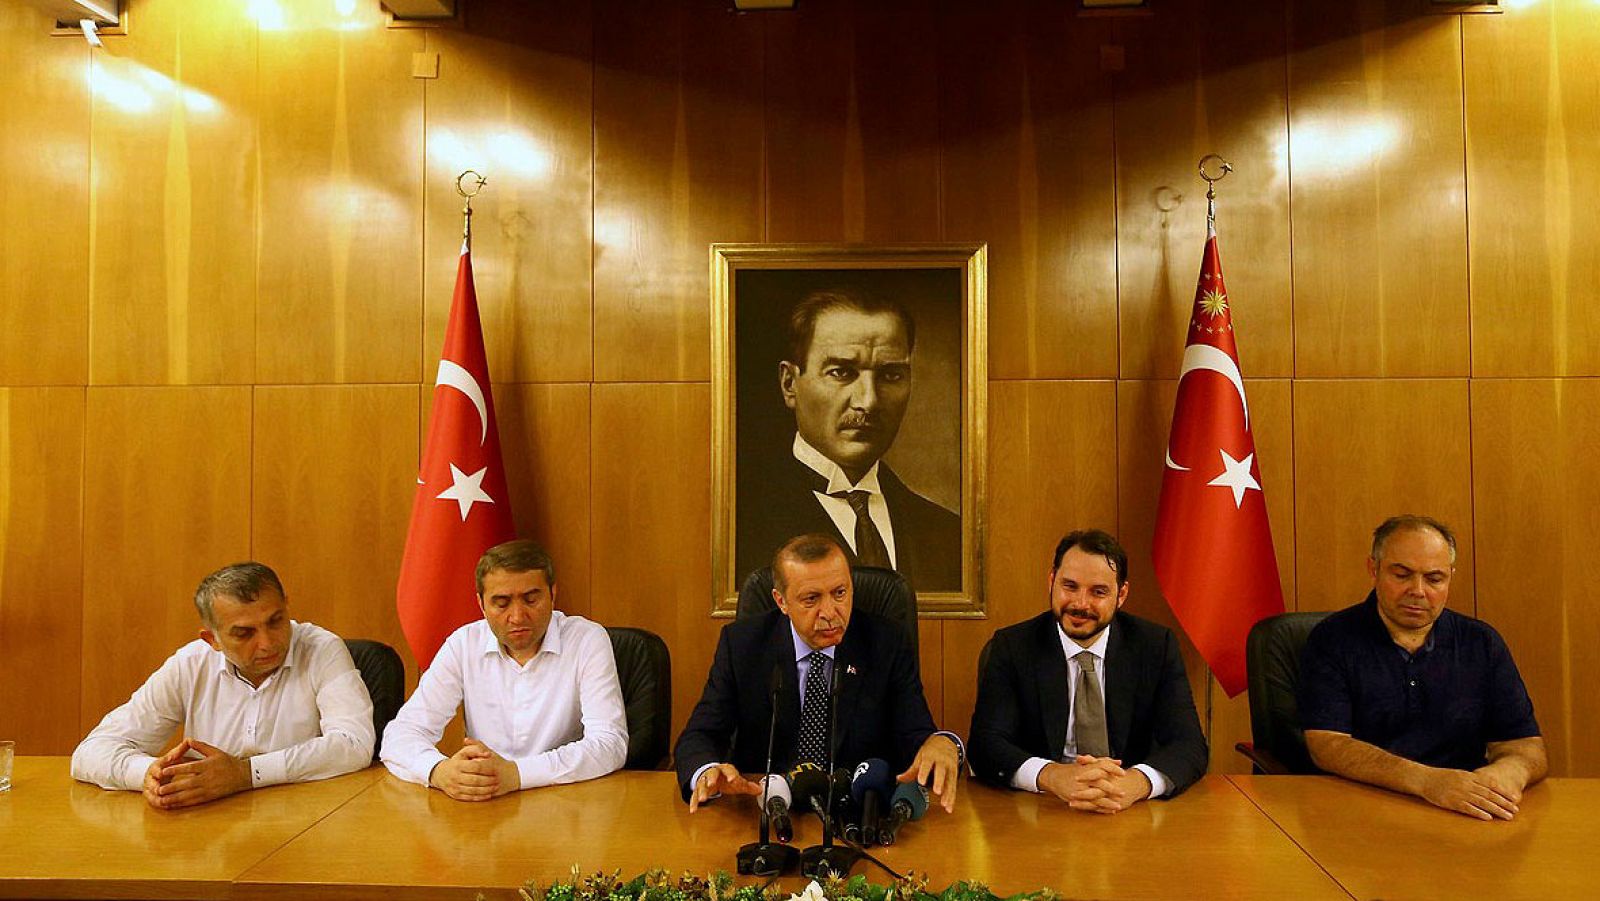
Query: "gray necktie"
1072 650 1110 758
832 489 891 569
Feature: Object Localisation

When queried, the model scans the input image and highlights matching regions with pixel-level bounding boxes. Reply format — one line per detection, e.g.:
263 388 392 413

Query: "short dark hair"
784 287 917 370
772 533 849 595
1371 515 1457 565
475 539 557 594
194 562 285 628
1051 529 1129 588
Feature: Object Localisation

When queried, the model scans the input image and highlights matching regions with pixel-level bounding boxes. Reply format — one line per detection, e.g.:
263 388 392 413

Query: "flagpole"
1198 153 1231 231
1196 152 1232 761
455 169 487 250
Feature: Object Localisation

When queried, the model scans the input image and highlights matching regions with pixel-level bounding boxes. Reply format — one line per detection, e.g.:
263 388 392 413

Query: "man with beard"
967 529 1207 812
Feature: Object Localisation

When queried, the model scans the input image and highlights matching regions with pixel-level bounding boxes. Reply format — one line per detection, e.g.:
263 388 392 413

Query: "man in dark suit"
969 529 1207 812
676 534 963 812
736 287 961 594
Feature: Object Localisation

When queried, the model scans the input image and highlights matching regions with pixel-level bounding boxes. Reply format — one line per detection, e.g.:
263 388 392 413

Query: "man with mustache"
1299 515 1545 820
71 562 375 809
737 287 961 594
968 530 1208 812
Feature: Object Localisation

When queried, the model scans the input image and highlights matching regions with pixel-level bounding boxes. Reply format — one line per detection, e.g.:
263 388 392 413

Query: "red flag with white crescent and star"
396 242 516 671
1152 219 1284 698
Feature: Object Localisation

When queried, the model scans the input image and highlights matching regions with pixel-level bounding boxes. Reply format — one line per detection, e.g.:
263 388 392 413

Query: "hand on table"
897 734 962 812
1422 766 1519 821
429 738 520 802
1039 755 1149 814
149 739 252 810
688 763 761 813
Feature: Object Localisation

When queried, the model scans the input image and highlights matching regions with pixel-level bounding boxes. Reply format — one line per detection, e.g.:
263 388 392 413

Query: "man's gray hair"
1371 515 1458 565
772 533 848 595
193 562 285 627
784 287 917 370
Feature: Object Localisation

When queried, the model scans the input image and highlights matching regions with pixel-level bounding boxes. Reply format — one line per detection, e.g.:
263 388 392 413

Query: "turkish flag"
1152 222 1284 697
396 243 516 671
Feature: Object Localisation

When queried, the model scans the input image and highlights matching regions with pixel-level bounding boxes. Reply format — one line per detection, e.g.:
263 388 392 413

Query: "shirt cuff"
1012 757 1052 793
122 753 159 791
1132 763 1171 799
690 762 723 802
250 751 288 788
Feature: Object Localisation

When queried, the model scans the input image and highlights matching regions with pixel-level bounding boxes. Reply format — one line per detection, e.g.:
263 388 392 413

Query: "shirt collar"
1056 617 1112 663
1359 591 1440 657
793 433 883 495
478 610 565 662
213 621 299 683
791 622 838 663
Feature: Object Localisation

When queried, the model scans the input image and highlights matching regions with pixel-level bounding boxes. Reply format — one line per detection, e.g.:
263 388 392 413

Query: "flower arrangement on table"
480 867 1060 901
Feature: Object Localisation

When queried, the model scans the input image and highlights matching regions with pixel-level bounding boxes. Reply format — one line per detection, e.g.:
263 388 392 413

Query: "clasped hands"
689 734 963 813
428 737 522 801
1420 762 1525 821
1038 755 1151 814
141 739 253 810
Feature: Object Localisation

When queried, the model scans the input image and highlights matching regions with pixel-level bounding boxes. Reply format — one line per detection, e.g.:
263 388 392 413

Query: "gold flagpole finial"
1197 154 1232 230
455 170 487 249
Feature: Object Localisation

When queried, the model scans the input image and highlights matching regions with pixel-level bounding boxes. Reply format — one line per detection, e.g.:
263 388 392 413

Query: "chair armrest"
1234 741 1292 776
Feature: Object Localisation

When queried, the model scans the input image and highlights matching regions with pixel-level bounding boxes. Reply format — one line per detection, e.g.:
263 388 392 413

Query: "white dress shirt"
381 612 628 790
1011 622 1173 799
71 621 376 791
793 433 898 568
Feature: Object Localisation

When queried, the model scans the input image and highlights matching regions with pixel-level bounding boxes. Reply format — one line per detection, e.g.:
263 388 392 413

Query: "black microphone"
847 759 893 845
738 665 798 876
877 781 929 846
788 762 829 816
801 657 861 880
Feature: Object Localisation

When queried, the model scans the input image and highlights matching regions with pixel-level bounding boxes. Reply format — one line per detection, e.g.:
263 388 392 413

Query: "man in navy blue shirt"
1299 515 1546 820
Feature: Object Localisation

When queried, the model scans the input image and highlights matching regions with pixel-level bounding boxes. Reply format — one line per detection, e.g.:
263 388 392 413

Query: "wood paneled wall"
2 0 1597 779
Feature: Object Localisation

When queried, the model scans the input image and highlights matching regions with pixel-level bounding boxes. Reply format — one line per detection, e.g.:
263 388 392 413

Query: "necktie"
1072 651 1110 759
796 651 831 766
832 489 891 568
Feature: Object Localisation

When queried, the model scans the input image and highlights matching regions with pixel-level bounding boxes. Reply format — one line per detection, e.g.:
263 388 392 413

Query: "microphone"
847 759 893 845
737 665 798 876
788 762 829 816
760 774 794 845
877 782 929 846
801 657 861 880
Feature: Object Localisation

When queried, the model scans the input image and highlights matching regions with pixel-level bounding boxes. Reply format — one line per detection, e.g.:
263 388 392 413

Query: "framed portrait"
711 244 988 617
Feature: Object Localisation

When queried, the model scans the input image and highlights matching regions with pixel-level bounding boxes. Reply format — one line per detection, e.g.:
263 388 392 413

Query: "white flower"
788 880 827 901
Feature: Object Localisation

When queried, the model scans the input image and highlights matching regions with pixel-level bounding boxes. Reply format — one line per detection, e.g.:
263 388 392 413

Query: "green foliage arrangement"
479 866 1060 901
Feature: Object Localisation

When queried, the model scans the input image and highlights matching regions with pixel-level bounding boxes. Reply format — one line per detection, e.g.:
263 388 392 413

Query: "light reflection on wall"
1283 118 1400 179
89 62 222 117
250 0 371 31
428 128 556 182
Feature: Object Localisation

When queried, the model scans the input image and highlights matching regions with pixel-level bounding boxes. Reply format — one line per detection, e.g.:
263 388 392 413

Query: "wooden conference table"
3 758 1597 899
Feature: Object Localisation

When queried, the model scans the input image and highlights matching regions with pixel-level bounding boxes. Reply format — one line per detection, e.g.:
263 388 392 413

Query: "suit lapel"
1104 615 1136 756
769 620 803 767
1034 614 1070 761
832 626 865 761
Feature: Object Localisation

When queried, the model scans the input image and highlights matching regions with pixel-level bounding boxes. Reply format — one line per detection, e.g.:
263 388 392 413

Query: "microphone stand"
801 657 862 879
738 666 798 876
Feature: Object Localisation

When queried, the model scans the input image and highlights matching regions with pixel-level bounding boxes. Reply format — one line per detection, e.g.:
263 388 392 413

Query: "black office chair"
344 638 405 762
736 564 919 657
607 626 672 770
1234 611 1331 775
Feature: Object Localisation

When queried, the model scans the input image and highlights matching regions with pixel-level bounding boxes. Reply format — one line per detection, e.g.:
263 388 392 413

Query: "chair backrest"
343 638 405 762
1244 611 1332 775
607 626 672 771
737 564 919 655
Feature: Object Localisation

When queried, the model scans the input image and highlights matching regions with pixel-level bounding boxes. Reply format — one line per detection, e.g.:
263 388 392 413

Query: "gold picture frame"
711 244 988 618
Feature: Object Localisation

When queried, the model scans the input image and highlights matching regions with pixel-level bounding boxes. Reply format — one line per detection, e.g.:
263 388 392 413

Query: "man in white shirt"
381 539 628 800
71 562 376 810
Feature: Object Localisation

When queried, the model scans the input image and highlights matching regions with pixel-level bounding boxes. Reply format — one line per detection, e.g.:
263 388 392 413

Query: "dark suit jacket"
968 611 1208 797
736 452 962 594
674 608 937 800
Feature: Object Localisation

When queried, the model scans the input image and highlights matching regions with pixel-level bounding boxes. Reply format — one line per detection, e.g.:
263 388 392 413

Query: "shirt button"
1408 680 1417 687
